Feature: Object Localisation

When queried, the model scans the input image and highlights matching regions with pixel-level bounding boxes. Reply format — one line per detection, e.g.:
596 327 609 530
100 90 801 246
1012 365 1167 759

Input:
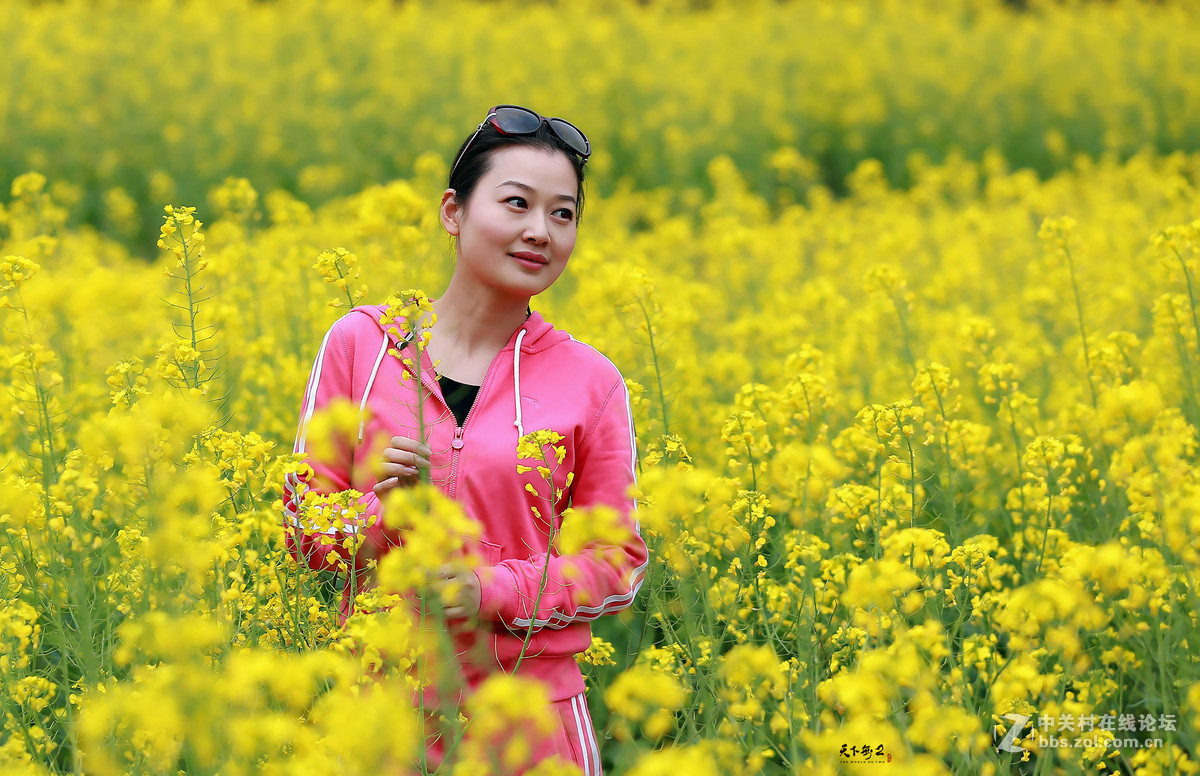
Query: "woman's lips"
510 252 548 269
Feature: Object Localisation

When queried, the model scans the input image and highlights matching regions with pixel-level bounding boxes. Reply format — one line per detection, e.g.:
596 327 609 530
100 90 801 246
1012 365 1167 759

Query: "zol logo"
996 713 1031 753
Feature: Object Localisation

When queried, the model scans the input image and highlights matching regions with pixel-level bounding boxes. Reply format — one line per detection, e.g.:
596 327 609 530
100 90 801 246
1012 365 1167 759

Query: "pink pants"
423 691 604 775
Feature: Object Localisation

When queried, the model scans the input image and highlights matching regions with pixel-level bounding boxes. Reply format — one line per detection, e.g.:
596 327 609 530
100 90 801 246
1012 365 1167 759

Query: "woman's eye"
554 208 575 221
505 196 527 207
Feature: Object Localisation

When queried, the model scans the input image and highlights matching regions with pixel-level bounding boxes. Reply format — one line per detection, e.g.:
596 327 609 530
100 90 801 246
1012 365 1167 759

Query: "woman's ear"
440 189 462 236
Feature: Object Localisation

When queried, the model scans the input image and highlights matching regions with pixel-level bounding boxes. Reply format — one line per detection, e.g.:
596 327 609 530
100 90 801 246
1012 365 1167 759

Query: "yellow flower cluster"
517 428 568 464
555 504 633 558
605 664 688 740
297 488 366 571
0 254 38 292
375 482 485 591
208 176 260 223
380 288 435 356
453 674 558 773
157 204 206 262
575 635 618 668
313 246 367 309
517 428 575 526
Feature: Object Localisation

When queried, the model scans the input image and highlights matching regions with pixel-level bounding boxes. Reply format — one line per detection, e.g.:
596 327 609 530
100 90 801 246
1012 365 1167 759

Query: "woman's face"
441 145 579 301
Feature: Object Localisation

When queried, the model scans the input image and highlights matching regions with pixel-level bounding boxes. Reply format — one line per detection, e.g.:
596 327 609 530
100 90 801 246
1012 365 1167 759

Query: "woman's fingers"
381 446 431 469
372 462 420 499
379 461 421 479
375 438 432 499
389 436 432 459
426 565 482 619
373 475 409 496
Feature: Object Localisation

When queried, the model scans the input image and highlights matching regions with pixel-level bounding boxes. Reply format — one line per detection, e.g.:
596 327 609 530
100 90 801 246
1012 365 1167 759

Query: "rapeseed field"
1 1 1198 774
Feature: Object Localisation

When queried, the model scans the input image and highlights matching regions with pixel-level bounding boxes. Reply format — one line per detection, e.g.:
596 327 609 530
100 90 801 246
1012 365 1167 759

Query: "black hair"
447 120 588 223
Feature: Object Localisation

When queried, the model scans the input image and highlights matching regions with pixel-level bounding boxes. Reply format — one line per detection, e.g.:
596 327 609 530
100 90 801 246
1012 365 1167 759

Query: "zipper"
446 352 501 500
396 324 523 499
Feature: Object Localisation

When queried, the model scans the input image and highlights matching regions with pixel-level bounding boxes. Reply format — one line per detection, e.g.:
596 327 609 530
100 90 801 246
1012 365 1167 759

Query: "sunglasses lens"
492 106 542 134
549 119 590 157
484 106 590 158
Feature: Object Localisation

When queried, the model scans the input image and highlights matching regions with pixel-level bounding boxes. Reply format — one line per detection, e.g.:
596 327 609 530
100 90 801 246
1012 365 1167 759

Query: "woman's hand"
429 564 482 619
372 435 433 500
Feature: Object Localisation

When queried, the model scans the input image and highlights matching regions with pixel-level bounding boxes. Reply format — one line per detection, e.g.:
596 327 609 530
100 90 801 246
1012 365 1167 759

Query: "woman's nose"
523 213 549 244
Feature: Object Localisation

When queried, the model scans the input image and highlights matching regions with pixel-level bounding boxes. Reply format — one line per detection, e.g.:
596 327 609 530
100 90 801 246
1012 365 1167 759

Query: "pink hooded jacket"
282 302 648 702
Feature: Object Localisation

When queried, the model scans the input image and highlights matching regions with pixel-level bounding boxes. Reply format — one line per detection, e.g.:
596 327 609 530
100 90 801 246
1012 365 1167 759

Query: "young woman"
283 105 648 775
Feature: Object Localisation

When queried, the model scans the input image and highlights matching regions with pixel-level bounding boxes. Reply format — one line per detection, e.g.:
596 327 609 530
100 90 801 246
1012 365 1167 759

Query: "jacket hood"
347 300 571 441
350 300 568 354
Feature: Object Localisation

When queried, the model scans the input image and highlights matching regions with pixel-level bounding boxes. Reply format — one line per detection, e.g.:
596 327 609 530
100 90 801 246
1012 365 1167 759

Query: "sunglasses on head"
449 105 591 181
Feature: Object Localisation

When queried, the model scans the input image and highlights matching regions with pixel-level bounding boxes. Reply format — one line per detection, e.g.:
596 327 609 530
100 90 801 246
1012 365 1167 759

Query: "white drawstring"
358 332 389 444
359 325 527 443
513 328 527 439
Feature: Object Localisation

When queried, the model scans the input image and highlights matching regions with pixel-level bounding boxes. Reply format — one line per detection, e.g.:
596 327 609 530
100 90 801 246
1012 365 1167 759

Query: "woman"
282 105 648 775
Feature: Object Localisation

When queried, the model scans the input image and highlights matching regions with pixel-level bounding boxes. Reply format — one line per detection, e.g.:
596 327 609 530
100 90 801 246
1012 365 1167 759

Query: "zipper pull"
452 426 464 450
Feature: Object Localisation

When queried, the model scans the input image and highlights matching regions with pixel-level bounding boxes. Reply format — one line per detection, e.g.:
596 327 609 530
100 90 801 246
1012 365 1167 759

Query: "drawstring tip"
512 328 528 442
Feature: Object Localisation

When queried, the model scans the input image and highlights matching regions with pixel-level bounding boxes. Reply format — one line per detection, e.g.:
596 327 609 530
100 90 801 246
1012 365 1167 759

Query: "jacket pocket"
478 539 502 565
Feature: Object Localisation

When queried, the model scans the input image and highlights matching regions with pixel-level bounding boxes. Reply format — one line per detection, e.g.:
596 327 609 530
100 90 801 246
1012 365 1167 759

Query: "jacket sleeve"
475 379 648 633
282 317 400 574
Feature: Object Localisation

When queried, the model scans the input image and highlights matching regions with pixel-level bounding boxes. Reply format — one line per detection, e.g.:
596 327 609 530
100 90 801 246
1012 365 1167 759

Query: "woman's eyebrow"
497 179 577 205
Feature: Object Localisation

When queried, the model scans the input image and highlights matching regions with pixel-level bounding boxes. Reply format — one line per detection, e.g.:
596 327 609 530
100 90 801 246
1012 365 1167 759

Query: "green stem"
1032 465 1056 581
16 296 58 492
334 260 356 308
929 381 960 527
13 290 78 771
905 435 917 528
1062 243 1097 410
1172 246 1200 361
417 589 431 776
174 224 203 390
511 453 559 675
798 381 818 523
634 296 670 435
735 412 759 494
414 308 431 482
873 443 884 561
1005 397 1026 554
891 292 918 372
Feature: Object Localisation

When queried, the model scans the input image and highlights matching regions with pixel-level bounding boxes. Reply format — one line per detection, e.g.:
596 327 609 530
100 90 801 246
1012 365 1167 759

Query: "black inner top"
437 374 481 427
425 304 531 428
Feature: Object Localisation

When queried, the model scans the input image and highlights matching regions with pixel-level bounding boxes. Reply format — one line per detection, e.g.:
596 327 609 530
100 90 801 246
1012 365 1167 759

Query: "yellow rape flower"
455 674 557 772
605 664 688 740
375 482 484 593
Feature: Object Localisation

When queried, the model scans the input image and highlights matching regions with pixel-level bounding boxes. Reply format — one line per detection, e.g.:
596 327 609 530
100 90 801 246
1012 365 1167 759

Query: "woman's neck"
428 280 531 360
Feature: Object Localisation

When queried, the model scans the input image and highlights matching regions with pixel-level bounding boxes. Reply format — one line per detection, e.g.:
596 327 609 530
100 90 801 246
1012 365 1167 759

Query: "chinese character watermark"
995 711 1173 754
838 743 893 764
